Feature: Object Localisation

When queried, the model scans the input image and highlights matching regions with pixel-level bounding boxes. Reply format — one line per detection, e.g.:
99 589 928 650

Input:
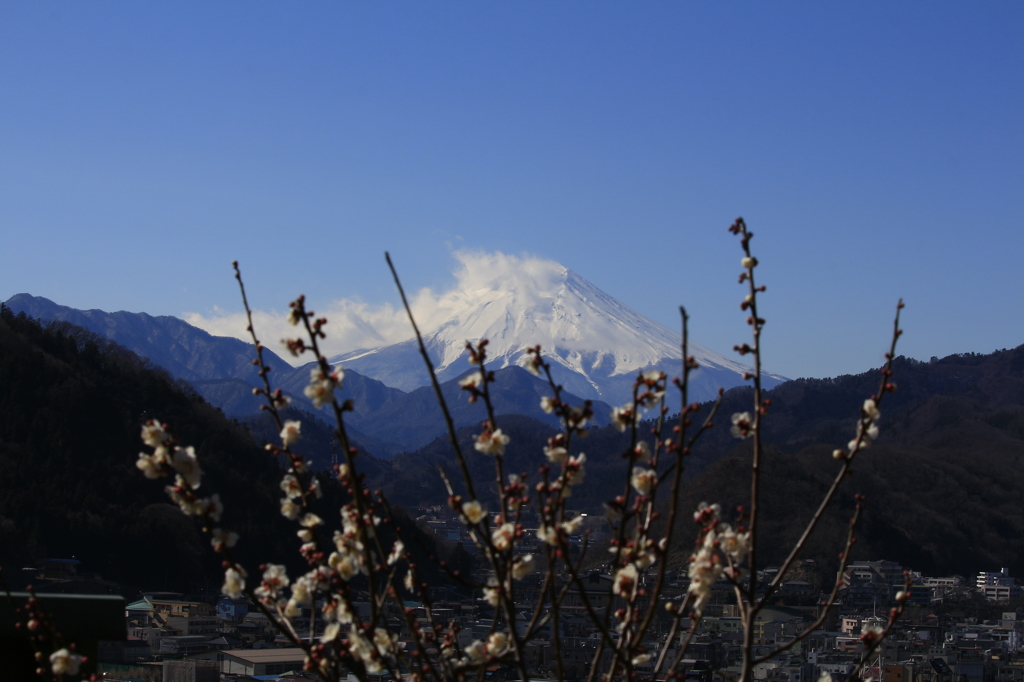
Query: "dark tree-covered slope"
3 295 1021 587
0 308 309 590
368 348 1024 579
0 307 473 593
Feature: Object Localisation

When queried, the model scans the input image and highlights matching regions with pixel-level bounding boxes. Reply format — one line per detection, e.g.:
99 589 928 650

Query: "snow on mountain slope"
331 253 786 403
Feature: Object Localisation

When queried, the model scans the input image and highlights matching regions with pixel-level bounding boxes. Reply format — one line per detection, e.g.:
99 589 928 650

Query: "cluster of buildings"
95 557 1024 682
24 515 1024 682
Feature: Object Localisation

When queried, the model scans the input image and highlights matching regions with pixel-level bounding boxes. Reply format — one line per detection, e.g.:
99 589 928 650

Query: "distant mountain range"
3 294 610 455
3 292 1023 586
368 347 1024 581
6 259 788 455
6 257 786 420
331 259 786 400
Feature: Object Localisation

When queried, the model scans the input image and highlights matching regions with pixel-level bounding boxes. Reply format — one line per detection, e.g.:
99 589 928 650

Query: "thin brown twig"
386 253 477 502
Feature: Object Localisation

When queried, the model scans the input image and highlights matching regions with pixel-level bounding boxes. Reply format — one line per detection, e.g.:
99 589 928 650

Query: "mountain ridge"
3 295 1023 582
3 294 609 454
329 260 786 402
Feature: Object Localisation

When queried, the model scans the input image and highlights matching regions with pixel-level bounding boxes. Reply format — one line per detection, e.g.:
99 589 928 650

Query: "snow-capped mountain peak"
331 252 785 402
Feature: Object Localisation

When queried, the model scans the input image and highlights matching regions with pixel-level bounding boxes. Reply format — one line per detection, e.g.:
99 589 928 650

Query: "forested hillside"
668 350 1024 579
0 308 460 593
3 301 1022 591
368 348 1024 580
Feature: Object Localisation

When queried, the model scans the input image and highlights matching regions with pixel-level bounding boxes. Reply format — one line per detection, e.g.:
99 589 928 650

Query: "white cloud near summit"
184 250 563 364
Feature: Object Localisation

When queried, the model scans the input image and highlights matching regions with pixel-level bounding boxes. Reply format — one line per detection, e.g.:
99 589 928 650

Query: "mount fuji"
330 253 786 403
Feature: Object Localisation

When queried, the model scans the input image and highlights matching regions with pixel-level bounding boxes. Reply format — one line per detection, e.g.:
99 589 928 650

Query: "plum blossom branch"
119 222 908 682
754 495 866 664
844 576 913 682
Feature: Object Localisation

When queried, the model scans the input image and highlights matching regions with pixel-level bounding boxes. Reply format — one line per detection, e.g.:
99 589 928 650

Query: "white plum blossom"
506 473 525 510
304 366 342 409
201 494 224 522
687 544 720 615
372 628 393 660
323 597 354 624
633 441 652 462
271 390 292 408
280 338 303 358
561 405 589 430
718 525 751 563
254 564 289 601
487 631 509 656
483 578 500 607
741 256 756 268
290 576 313 606
611 404 640 432
491 522 515 551
639 388 665 408
687 502 728 613
512 554 535 580
136 447 169 479
565 453 586 487
693 501 721 524
49 648 83 676
303 566 331 592
632 653 653 667
279 497 300 520
349 629 383 673
171 446 202 488
543 443 568 463
141 421 170 448
280 420 302 447
561 516 583 535
333 520 365 555
524 352 542 376
387 540 404 566
460 372 483 389
635 547 657 570
537 524 557 546
462 500 486 524
474 428 510 456
641 370 664 383
280 474 302 500
463 639 487 663
166 486 205 516
329 551 363 581
374 627 403 657
849 420 880 452
222 566 246 599
211 528 239 549
730 412 754 439
321 621 341 643
613 563 638 598
861 623 885 643
540 396 556 414
631 466 657 496
849 400 882 451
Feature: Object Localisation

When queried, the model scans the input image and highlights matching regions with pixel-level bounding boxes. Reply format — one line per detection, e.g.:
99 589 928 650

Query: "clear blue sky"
1 2 1021 379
